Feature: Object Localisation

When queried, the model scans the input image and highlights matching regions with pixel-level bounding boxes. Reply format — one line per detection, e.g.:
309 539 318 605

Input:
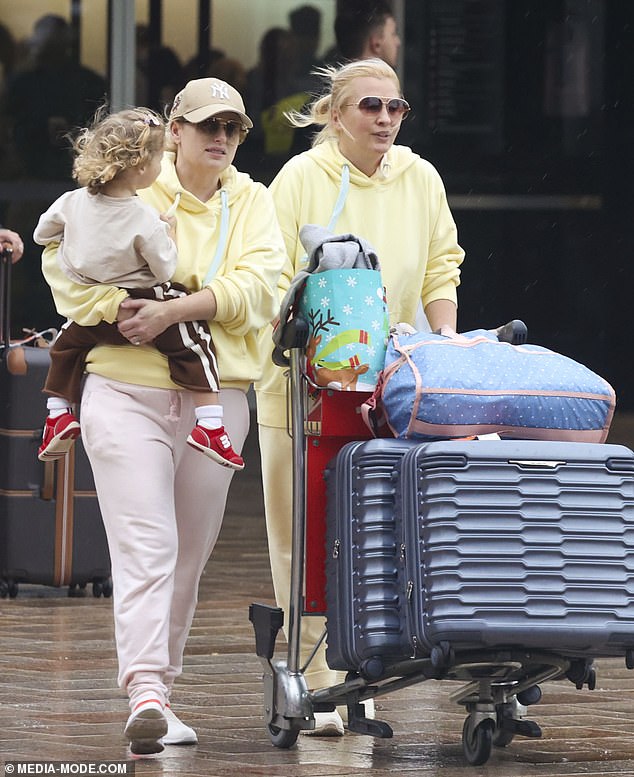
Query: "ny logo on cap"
211 83 230 100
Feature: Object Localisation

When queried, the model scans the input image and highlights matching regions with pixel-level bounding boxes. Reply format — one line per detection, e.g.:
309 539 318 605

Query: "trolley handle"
492 319 528 345
272 315 309 367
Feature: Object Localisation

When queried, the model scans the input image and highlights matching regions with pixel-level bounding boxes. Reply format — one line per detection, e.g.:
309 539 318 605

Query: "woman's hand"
117 297 173 345
0 229 25 262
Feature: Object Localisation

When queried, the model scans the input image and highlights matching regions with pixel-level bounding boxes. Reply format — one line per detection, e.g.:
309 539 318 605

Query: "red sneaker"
186 425 245 470
38 411 81 461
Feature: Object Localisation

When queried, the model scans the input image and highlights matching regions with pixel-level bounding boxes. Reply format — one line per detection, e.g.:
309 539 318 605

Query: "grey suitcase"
398 438 634 658
324 437 418 674
0 247 111 598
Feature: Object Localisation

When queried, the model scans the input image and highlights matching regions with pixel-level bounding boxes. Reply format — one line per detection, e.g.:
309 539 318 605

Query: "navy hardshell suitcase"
398 438 634 658
323 437 418 672
0 247 111 597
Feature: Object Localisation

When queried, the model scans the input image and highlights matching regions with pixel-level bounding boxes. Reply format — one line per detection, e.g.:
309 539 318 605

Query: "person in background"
0 227 24 261
183 48 247 96
288 4 322 91
255 57 464 736
135 24 183 114
326 0 401 67
245 24 317 157
0 21 17 82
40 77 285 755
3 14 105 179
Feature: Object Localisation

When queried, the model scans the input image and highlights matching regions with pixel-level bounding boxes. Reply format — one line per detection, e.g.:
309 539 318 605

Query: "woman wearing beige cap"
40 78 286 755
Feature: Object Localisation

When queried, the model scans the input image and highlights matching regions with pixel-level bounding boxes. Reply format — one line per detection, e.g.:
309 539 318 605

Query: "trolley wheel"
587 667 596 691
8 580 18 598
492 723 514 748
102 578 113 598
462 717 494 766
267 723 299 749
492 701 515 748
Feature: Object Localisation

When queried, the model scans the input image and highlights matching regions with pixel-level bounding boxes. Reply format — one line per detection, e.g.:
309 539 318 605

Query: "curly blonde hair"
72 106 166 194
285 58 402 147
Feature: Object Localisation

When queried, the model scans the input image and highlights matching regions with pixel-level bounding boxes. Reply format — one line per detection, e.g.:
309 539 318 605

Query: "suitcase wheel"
462 716 494 766
0 578 18 598
92 577 113 598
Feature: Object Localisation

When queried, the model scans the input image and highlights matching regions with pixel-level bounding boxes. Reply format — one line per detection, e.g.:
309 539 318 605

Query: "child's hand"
160 213 176 240
116 298 136 322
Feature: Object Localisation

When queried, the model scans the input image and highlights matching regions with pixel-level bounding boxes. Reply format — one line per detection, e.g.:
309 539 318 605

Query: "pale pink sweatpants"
80 373 249 711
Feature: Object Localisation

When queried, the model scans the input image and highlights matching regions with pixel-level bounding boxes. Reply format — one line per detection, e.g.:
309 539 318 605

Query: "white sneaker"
161 706 198 745
301 710 344 737
124 699 167 755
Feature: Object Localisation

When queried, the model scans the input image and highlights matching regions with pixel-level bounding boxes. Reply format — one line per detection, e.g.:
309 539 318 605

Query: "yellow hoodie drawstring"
164 191 182 219
164 189 229 286
299 165 350 267
203 188 229 285
327 164 350 232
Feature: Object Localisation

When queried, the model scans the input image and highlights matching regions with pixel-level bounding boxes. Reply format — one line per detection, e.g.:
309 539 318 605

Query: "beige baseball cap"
169 77 253 128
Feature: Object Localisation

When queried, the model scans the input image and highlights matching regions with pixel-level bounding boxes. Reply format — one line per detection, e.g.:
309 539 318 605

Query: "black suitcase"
398 438 634 659
0 247 111 598
324 437 418 674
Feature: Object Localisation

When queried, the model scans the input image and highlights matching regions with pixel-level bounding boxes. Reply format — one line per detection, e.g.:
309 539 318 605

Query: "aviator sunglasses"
184 117 249 144
346 96 410 119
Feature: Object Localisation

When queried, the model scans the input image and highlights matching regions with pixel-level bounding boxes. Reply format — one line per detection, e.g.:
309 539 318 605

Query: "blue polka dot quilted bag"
377 327 616 442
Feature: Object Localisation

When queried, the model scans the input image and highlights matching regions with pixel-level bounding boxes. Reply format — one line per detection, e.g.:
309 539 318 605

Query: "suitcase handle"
41 459 55 501
0 246 13 353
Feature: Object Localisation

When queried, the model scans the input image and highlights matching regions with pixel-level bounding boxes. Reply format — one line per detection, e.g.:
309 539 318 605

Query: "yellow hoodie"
41 152 286 392
255 141 464 426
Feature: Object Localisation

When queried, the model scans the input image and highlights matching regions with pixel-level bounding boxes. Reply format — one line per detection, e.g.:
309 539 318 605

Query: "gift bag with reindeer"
273 225 389 391
298 267 389 391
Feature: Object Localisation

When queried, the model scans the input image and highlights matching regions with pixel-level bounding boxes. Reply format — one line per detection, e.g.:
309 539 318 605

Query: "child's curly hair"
72 106 166 194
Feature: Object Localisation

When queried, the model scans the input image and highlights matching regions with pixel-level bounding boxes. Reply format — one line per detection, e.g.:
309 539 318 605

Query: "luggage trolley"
250 316 634 767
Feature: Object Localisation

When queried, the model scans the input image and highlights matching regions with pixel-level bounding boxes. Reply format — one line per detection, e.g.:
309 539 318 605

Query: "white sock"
195 404 223 430
47 397 72 419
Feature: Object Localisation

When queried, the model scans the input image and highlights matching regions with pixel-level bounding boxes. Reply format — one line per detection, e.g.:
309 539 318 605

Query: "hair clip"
142 114 161 127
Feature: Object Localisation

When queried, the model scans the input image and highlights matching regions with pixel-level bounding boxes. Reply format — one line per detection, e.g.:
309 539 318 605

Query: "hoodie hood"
148 151 254 215
308 141 420 189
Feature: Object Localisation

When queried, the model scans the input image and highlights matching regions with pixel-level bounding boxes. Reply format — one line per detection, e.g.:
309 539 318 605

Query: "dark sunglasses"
346 96 410 119
185 117 249 144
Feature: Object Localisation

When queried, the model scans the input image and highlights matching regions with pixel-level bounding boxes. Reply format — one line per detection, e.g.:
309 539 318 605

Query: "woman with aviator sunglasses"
41 77 286 754
255 57 464 736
